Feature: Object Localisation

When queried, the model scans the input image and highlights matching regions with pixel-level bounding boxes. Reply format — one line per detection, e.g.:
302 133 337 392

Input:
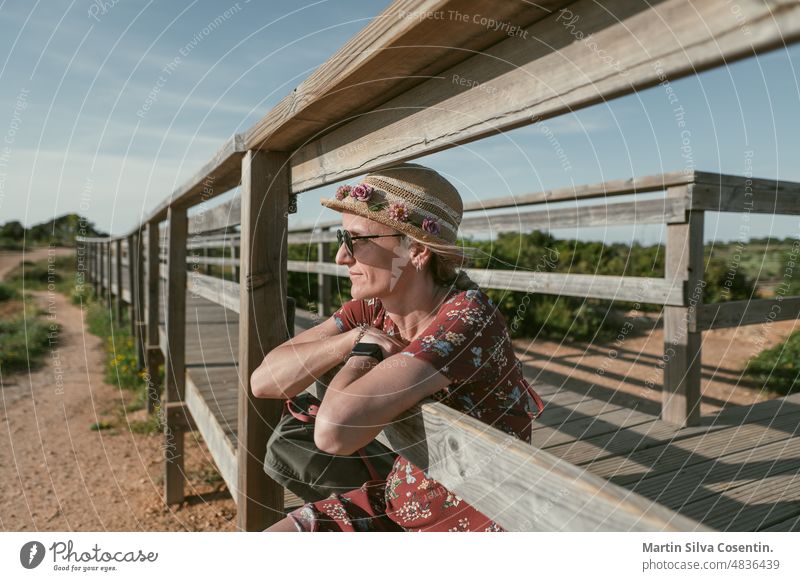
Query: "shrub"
743 330 800 396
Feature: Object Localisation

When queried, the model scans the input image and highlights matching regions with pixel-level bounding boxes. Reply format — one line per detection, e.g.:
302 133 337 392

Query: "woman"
251 162 544 532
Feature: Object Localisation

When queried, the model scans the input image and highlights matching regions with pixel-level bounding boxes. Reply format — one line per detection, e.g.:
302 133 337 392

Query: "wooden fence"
78 0 800 531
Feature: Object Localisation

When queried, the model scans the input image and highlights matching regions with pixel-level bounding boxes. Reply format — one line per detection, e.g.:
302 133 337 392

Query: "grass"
0 282 60 374
743 330 800 396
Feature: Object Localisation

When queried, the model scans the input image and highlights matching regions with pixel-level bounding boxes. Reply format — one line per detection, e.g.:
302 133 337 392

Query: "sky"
0 0 798 246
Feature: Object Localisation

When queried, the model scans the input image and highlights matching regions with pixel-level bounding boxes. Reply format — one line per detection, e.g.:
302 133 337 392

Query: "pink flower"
387 202 409 222
335 185 351 200
421 218 440 236
351 183 374 202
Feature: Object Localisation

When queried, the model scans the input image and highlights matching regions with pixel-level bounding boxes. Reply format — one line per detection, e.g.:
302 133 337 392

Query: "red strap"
525 382 545 420
285 398 319 423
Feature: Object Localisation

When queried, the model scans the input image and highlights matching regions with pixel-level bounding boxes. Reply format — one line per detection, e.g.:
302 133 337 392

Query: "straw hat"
319 162 463 246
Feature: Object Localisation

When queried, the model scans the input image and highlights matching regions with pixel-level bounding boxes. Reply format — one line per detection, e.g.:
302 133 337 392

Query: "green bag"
263 380 398 504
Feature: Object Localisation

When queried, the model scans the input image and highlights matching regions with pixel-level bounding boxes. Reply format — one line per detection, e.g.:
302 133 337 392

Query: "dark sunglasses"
336 228 403 257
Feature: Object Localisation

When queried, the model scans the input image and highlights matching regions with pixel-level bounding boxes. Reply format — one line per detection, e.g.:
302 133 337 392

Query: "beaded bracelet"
352 323 368 348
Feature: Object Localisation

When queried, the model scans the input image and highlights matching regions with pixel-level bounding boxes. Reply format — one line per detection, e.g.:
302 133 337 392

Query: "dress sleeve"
398 289 504 386
331 298 376 333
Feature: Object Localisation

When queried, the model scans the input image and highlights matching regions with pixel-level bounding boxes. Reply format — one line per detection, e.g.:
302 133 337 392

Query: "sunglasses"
336 228 403 258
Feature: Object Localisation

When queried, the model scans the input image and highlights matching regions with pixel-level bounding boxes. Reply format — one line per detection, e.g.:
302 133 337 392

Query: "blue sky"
0 0 798 245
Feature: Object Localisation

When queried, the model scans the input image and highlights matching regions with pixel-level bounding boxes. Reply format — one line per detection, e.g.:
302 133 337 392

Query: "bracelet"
352 323 368 348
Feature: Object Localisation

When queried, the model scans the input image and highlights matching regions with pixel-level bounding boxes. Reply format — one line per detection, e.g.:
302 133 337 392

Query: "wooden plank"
287 260 685 305
164 206 188 505
692 173 800 215
188 272 240 314
146 221 164 413
692 297 800 332
115 238 123 325
376 398 710 531
458 196 688 233
662 186 704 426
462 171 695 212
289 0 800 192
245 0 566 152
126 235 136 339
185 373 238 502
189 195 242 235
236 149 290 531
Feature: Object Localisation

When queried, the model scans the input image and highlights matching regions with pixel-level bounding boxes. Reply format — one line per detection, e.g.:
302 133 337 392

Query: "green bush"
743 330 800 396
0 300 59 373
0 283 16 302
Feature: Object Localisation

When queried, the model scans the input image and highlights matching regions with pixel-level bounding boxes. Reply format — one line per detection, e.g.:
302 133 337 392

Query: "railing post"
663 185 704 427
146 221 164 413
127 235 136 338
317 227 331 317
106 241 112 308
164 207 188 505
236 149 289 531
231 239 239 281
115 238 123 326
94 242 101 298
133 231 146 370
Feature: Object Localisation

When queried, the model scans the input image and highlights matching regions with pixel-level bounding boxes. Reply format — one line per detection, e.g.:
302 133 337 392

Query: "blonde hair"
402 233 481 291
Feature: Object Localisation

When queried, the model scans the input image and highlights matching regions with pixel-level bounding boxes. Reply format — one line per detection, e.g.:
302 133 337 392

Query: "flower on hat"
335 185 351 200
421 217 440 236
351 183 374 202
387 202 409 222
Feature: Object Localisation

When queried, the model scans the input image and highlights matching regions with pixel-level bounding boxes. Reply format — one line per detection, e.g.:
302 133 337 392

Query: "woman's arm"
250 317 360 399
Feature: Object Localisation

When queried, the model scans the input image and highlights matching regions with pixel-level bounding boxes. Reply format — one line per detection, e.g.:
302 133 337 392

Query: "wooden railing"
77 0 800 531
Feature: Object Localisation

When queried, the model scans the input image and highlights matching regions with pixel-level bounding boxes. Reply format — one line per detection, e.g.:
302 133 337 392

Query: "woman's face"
335 212 411 300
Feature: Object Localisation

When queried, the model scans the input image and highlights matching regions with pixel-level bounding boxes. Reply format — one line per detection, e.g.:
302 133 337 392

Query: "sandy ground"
0 250 236 531
1 249 796 531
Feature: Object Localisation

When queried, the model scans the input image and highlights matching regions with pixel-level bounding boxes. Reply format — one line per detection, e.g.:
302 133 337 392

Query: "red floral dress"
286 288 544 532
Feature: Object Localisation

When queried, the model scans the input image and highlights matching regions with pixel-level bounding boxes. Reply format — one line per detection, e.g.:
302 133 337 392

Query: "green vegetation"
0 214 106 250
744 330 800 396
0 287 58 374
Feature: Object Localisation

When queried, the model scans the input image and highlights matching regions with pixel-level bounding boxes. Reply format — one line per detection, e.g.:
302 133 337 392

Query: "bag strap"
524 382 545 420
285 397 384 481
284 398 319 423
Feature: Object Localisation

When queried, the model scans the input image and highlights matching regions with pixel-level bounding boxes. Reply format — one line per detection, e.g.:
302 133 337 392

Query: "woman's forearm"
250 328 358 399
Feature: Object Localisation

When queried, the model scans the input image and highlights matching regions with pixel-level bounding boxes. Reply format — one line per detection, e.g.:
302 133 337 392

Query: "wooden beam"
127 235 136 338
115 238 123 325
236 149 290 531
692 296 800 332
662 186 704 427
134 231 146 370
375 398 711 531
146 221 164 414
164 206 188 505
288 0 800 192
245 0 566 152
692 174 800 215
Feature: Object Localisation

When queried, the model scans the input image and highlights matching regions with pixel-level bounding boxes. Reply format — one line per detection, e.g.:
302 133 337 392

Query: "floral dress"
286 288 544 532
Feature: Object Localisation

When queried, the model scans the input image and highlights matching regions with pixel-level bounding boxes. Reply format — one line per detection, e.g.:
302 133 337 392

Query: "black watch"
348 342 384 362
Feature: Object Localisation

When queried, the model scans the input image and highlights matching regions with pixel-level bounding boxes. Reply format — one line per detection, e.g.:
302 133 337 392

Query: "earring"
415 263 422 271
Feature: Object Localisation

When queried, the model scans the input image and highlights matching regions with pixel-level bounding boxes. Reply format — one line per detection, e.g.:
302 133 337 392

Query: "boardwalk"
151 289 800 530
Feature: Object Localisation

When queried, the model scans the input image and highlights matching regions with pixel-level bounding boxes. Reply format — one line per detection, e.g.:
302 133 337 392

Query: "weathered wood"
692 173 800 215
105 242 112 307
134 231 145 370
245 0 564 152
662 186 704 426
114 239 123 325
188 195 242 235
236 149 290 531
376 398 709 531
288 260 685 305
146 221 163 414
164 206 188 505
188 272 240 314
126 235 136 338
288 0 800 192
164 401 197 432
463 171 696 213
459 196 688 233
184 373 238 496
692 296 800 332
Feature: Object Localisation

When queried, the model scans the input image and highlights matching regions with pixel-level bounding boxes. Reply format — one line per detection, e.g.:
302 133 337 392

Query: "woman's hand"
357 327 409 359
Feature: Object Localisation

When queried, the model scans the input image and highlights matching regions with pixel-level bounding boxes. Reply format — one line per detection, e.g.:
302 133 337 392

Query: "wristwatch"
348 341 384 362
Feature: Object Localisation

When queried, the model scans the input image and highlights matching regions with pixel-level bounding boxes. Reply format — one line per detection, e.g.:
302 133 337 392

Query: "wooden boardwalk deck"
150 291 800 530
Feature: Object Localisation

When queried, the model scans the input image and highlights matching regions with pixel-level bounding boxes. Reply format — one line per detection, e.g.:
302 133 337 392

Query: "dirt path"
0 263 235 531
0 248 74 280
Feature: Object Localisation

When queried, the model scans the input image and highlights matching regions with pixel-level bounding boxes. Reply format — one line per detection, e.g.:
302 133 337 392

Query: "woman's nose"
335 242 353 265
